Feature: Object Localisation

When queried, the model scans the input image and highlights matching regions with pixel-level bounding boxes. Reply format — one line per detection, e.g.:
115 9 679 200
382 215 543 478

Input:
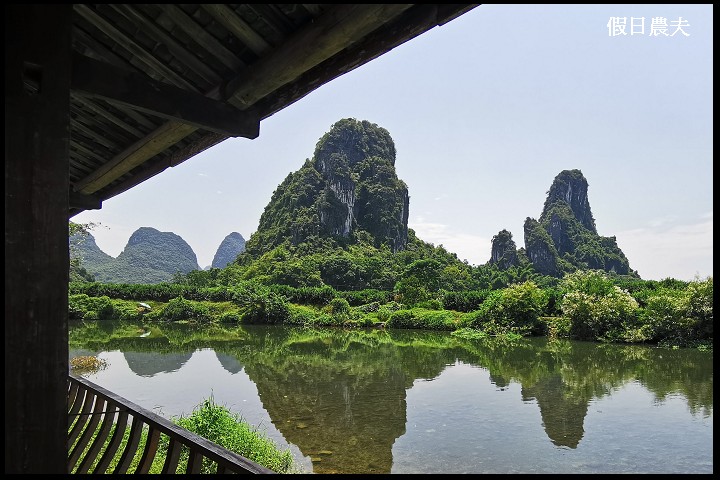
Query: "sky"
73 4 713 281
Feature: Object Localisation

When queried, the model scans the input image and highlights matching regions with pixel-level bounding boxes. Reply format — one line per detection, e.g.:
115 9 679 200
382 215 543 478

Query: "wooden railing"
67 373 276 474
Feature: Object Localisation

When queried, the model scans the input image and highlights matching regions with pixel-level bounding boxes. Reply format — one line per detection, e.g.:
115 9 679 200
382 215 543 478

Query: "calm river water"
69 321 713 474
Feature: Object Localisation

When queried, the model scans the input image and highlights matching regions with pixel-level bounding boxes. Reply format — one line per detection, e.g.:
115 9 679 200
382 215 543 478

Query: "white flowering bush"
560 271 640 341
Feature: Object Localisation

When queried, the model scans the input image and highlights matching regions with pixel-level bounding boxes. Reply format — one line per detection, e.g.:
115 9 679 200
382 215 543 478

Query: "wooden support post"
4 4 73 473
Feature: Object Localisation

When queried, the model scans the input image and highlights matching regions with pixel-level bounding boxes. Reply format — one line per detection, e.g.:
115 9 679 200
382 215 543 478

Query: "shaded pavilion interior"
4 4 479 473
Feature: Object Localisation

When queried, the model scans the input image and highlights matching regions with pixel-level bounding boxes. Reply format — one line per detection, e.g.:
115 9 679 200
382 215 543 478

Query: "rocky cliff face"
489 229 520 270
522 169 634 277
540 169 596 233
246 118 409 255
211 232 246 269
523 218 560 276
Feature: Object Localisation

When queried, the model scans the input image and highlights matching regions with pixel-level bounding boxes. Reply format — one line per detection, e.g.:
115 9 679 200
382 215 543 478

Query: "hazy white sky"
74 4 713 281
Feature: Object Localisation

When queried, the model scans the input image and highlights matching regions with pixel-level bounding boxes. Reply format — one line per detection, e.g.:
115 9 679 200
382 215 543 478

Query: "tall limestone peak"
488 229 520 270
540 169 596 233
522 170 634 277
211 232 246 269
246 118 409 256
313 118 397 169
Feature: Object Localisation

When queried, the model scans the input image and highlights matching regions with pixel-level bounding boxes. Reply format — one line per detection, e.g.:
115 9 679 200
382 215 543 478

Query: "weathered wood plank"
71 53 260 138
114 416 144 474
5 4 72 473
224 4 413 108
252 4 477 118
69 190 102 211
186 451 204 474
97 131 227 201
136 427 162 473
69 397 107 471
162 438 184 474
158 4 245 71
95 410 130 473
202 4 272 56
71 94 145 138
74 4 197 91
70 136 112 164
71 117 124 151
68 390 98 462
109 4 223 86
74 121 197 194
76 402 119 473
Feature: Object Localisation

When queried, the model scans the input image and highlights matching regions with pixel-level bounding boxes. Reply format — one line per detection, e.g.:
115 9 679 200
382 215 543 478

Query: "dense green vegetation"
69 270 712 349
70 226 200 284
245 119 409 258
67 116 713 473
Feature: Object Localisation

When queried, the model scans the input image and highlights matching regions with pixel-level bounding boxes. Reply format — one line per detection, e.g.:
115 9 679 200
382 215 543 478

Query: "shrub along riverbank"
69 270 712 350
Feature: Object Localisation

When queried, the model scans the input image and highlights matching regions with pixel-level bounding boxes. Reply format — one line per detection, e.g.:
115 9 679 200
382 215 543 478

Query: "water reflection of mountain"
68 321 714 471
521 375 587 448
215 352 245 374
123 351 193 377
232 329 466 474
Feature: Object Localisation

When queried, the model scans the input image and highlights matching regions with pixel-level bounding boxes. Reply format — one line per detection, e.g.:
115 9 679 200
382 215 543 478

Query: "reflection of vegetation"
70 320 713 472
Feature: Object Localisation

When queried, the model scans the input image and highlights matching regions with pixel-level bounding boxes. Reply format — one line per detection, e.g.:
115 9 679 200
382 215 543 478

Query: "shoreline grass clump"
172 396 303 474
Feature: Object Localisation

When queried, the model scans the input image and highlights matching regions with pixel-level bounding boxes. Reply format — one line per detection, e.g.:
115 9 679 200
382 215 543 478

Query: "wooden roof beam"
223 4 414 108
69 190 102 211
73 4 415 197
71 54 259 139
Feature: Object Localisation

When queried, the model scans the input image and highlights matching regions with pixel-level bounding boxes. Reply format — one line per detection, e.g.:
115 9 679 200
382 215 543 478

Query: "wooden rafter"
71 53 260 138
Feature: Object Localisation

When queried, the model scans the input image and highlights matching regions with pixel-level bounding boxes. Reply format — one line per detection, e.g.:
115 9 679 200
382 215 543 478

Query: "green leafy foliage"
69 221 101 282
560 270 641 342
155 295 211 322
386 308 461 330
171 396 300 474
641 276 713 347
467 281 548 335
231 281 290 324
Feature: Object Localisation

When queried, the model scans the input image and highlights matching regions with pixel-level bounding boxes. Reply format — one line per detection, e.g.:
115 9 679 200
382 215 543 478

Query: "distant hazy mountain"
71 227 200 284
70 231 114 266
211 232 246 269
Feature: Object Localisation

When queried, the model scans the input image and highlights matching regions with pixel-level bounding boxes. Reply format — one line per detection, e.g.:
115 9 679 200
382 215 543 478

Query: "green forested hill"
72 121 639 292
71 227 200 284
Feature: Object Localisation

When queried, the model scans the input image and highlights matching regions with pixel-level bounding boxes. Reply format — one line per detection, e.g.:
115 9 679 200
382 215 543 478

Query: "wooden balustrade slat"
76 401 119 473
95 410 130 473
186 451 203 474
136 427 161 473
114 416 144 473
68 389 95 448
67 374 275 474
69 396 107 471
161 438 183 474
